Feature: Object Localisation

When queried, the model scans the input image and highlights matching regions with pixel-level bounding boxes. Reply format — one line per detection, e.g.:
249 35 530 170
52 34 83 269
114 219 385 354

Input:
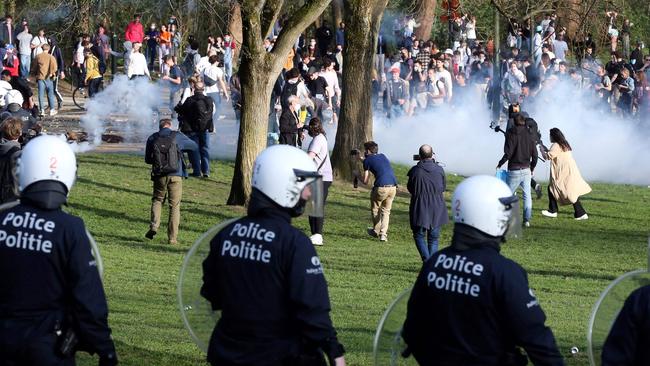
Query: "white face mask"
225 37 230 42
294 103 301 110
288 78 298 84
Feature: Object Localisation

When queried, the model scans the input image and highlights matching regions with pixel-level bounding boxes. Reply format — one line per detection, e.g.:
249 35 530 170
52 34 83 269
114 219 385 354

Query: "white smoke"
370 80 650 186
80 75 162 147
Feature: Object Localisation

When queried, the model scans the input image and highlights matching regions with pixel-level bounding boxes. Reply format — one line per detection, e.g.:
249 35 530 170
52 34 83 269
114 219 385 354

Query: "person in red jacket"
3 44 19 77
124 14 144 43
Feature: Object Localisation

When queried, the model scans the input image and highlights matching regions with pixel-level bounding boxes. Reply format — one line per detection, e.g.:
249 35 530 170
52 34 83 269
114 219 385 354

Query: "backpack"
203 70 217 87
195 97 213 131
0 145 19 204
150 132 180 176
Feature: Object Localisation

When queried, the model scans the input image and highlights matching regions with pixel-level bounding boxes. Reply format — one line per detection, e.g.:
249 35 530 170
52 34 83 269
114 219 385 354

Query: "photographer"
361 141 398 242
407 145 449 261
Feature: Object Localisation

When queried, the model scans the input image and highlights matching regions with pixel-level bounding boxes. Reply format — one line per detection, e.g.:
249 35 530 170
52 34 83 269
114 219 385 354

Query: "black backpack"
0 145 20 204
195 97 214 132
150 132 180 176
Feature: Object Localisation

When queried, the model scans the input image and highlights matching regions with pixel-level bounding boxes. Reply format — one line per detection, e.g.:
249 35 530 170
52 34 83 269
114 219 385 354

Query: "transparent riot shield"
587 237 650 365
373 288 418 366
0 200 103 277
177 218 238 353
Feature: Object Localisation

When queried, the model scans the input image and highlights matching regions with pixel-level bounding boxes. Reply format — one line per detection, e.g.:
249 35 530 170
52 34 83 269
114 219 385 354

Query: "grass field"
70 153 649 366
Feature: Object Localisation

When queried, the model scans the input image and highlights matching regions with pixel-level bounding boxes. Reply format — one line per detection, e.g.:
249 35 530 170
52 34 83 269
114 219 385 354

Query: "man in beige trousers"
361 141 398 242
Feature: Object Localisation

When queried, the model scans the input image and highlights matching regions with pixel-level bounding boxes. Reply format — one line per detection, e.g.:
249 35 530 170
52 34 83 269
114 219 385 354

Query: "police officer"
0 135 118 365
201 145 346 366
601 284 650 365
402 175 564 365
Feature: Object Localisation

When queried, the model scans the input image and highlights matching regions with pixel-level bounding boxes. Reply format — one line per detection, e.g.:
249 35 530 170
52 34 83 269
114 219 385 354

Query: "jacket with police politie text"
201 194 345 365
0 189 116 361
403 225 564 366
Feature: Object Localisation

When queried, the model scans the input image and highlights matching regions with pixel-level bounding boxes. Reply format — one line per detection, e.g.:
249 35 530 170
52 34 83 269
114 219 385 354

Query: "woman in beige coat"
541 128 591 220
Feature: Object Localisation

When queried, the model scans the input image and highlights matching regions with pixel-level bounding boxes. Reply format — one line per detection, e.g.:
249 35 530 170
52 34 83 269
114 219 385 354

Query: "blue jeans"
507 168 532 222
224 60 232 83
181 148 202 177
19 54 30 79
37 79 56 112
413 226 441 261
207 92 221 119
188 131 210 175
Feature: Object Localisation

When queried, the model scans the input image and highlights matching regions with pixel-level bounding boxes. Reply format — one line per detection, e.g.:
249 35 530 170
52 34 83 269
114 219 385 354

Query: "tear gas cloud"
371 81 650 186
81 75 162 146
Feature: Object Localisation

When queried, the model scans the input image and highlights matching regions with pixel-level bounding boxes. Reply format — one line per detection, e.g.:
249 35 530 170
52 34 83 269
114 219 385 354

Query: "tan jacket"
32 52 58 80
547 143 591 204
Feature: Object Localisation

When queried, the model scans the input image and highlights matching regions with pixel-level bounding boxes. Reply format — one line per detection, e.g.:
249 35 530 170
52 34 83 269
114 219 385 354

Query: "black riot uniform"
602 285 650 365
201 190 345 366
0 181 117 366
402 224 564 366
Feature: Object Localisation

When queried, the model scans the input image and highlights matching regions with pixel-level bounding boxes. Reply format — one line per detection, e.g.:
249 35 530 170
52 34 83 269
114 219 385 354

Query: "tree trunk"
228 1 243 67
331 0 388 181
227 0 332 206
76 0 92 35
332 0 343 27
556 0 581 42
414 0 437 40
227 59 275 205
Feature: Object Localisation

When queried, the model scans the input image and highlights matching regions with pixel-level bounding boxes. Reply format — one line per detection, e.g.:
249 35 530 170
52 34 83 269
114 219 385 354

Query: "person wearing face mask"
279 95 304 147
222 33 236 82
144 23 159 72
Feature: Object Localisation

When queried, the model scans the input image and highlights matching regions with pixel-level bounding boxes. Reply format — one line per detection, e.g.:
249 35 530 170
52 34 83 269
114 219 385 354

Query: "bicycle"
73 79 104 111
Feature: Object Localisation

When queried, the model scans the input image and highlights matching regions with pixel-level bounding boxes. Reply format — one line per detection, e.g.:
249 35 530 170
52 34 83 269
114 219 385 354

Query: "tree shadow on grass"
70 202 151 225
79 156 145 171
76 177 151 198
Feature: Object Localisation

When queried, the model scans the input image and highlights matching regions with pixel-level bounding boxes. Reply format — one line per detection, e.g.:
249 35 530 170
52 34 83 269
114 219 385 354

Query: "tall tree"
330 0 389 180
3 0 14 16
227 0 332 205
228 1 243 63
414 0 438 40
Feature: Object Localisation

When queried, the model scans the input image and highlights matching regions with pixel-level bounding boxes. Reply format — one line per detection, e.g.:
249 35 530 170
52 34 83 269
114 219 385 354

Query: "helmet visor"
499 195 522 240
294 169 324 218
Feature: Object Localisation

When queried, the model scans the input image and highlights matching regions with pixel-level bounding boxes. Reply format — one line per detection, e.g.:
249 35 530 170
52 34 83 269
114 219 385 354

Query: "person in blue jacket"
144 118 198 245
602 284 650 365
407 144 449 260
402 175 564 366
201 145 346 366
0 135 118 365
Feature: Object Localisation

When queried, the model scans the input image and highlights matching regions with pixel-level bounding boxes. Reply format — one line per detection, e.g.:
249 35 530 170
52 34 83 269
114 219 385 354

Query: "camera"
413 154 421 161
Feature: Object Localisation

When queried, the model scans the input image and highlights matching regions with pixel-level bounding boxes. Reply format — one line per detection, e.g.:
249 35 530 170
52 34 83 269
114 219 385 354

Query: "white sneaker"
524 221 530 227
541 210 557 218
310 234 323 246
379 234 388 242
49 109 58 116
575 214 589 221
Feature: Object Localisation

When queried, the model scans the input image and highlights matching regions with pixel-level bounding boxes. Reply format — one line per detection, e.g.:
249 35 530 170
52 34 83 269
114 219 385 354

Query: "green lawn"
71 153 650 366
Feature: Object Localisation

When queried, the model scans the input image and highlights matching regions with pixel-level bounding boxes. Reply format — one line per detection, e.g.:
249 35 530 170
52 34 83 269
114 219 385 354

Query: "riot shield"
373 288 418 366
587 269 650 365
177 218 238 353
0 200 103 277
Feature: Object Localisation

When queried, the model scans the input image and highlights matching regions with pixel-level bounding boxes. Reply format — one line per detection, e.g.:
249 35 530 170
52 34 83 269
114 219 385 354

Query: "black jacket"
0 182 116 361
175 93 214 133
602 285 650 365
407 159 449 230
498 124 538 171
403 224 564 366
201 191 344 365
278 108 301 147
9 75 32 99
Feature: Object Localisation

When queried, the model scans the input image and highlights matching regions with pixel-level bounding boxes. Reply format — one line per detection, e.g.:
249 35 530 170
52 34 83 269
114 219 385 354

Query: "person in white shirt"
465 15 477 49
404 16 420 38
501 61 526 105
320 59 340 113
16 24 32 78
202 54 229 119
196 48 216 75
30 28 48 58
126 42 150 80
434 58 453 103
